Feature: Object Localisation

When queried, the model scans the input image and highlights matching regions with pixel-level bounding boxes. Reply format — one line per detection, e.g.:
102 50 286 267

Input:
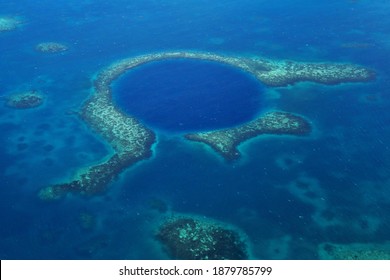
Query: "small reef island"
39 51 375 200
35 42 69 53
185 111 311 160
156 215 249 259
0 16 22 32
5 90 44 109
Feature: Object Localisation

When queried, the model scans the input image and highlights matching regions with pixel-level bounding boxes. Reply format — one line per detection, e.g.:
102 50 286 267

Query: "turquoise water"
1 0 390 259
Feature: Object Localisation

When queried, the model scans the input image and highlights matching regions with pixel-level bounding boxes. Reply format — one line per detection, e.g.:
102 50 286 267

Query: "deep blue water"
113 59 263 132
1 0 390 259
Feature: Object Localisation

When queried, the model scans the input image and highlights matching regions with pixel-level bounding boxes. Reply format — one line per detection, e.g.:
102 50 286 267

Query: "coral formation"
78 212 96 231
5 91 44 109
40 51 375 200
0 16 21 32
35 42 68 53
38 150 153 200
156 215 248 260
246 58 375 86
319 242 390 260
185 111 311 160
148 198 169 213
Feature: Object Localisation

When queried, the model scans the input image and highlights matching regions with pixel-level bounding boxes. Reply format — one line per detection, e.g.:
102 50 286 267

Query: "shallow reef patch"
156 215 249 260
0 16 22 32
185 111 311 160
35 42 69 53
5 90 44 109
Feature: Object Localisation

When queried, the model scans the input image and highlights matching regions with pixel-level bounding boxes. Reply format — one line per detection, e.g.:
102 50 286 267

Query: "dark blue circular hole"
113 59 264 133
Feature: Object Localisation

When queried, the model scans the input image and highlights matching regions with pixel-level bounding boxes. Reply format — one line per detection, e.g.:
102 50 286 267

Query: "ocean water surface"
1 0 389 259
113 59 263 133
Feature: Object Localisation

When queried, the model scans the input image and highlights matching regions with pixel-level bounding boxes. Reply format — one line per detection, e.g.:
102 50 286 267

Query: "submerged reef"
243 58 375 86
0 16 21 32
39 51 374 200
185 111 311 160
156 215 249 260
35 42 68 53
319 242 390 260
97 51 374 88
78 212 97 231
38 133 155 200
5 91 44 109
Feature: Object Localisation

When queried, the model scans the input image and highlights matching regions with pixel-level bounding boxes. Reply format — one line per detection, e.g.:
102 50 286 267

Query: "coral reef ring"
37 51 375 200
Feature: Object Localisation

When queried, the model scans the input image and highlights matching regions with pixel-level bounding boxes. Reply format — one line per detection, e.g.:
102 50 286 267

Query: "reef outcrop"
38 127 155 200
39 51 374 200
319 242 390 260
5 91 44 109
0 16 21 32
156 215 249 260
35 42 68 53
244 58 375 86
185 111 311 160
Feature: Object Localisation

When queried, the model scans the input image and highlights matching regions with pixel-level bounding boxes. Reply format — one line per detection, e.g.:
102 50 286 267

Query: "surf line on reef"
38 50 375 200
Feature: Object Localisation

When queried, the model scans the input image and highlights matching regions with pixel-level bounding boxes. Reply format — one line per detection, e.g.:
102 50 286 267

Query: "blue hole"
113 59 264 133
